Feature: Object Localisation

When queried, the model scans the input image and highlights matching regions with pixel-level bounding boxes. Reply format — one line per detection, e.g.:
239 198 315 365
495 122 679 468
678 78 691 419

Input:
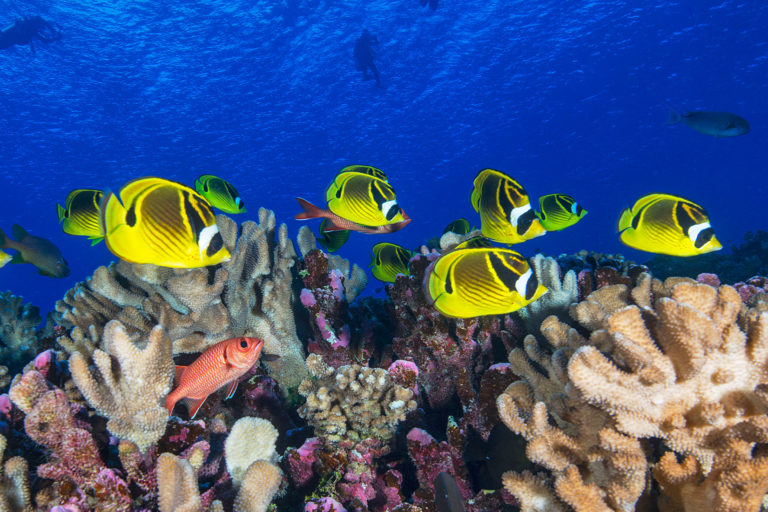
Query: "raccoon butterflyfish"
442 218 471 235
316 218 350 253
194 175 246 214
0 224 70 278
536 193 587 231
617 193 722 256
370 242 413 282
100 176 230 268
336 164 389 182
424 246 547 318
470 169 546 245
295 198 411 234
325 171 406 227
57 189 104 244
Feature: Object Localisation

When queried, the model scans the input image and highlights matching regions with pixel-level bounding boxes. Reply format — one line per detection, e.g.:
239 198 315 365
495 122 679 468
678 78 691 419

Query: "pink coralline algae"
305 497 348 512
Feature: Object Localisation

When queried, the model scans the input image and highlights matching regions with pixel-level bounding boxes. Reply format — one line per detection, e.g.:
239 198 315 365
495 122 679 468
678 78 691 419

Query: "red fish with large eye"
166 336 265 419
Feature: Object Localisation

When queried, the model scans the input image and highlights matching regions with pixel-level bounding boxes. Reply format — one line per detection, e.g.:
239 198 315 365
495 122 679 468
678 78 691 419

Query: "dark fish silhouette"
667 109 750 137
434 472 465 512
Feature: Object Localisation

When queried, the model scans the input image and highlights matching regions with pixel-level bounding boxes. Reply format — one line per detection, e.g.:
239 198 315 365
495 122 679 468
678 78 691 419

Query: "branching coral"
497 277 768 511
298 354 416 444
69 320 174 453
56 209 308 392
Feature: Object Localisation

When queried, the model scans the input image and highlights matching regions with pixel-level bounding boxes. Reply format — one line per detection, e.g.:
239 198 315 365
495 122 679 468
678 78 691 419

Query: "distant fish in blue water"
194 175 246 214
0 224 70 277
536 193 587 231
618 193 722 256
57 189 104 245
667 109 750 137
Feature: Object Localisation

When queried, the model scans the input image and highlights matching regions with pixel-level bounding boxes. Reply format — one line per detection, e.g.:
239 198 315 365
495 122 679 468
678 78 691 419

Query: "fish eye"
239 339 249 349
381 200 400 221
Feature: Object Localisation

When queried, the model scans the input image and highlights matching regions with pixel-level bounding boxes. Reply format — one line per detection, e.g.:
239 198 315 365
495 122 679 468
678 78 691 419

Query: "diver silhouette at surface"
354 29 382 88
0 15 62 53
419 0 439 9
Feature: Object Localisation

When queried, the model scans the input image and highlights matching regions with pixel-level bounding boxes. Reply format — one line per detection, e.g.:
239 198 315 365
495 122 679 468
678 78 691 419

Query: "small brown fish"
0 224 70 278
166 336 264 419
295 197 411 234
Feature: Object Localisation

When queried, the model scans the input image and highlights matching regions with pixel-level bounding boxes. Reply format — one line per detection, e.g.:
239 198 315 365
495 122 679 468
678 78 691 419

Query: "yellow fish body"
424 246 547 318
537 193 587 231
0 249 11 269
194 175 246 214
470 169 546 245
100 177 230 268
57 189 104 244
370 242 413 282
326 171 405 227
618 193 722 256
337 164 389 182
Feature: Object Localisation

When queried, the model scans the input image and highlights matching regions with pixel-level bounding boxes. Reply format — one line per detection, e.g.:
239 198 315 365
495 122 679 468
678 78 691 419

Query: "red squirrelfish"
295 197 411 234
166 336 264 419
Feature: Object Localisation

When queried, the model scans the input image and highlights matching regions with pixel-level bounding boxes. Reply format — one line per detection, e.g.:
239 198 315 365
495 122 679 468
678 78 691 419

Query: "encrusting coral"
68 319 174 453
0 433 31 512
298 353 416 444
56 209 308 392
497 275 768 512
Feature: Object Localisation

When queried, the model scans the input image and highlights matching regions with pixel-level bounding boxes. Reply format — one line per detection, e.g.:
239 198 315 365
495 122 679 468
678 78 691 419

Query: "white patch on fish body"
197 224 220 261
687 222 711 244
508 203 531 227
381 199 398 220
515 268 532 297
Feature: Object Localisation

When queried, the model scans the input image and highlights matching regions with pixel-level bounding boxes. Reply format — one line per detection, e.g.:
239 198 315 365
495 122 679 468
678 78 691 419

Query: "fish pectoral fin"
185 396 208 419
89 236 104 246
224 380 239 400
173 365 187 384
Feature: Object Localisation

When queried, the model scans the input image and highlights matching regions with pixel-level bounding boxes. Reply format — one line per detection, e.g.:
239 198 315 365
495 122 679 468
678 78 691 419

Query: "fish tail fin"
666 105 681 125
617 207 633 233
0 228 5 249
295 197 325 220
56 203 66 223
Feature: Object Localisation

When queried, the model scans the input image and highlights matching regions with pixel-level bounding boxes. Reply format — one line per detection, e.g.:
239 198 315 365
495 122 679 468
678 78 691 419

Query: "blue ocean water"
0 0 765 316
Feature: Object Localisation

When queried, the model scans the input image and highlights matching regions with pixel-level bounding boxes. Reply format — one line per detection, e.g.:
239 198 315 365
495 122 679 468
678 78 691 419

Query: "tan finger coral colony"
1 209 768 511
498 274 768 512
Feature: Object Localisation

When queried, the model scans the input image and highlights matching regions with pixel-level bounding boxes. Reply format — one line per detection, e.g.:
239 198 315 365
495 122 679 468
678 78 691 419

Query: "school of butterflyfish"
53 165 721 319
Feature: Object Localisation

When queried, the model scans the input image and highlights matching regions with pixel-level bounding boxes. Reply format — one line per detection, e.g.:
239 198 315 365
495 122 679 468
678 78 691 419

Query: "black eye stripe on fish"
487 252 521 294
206 232 224 257
694 227 714 248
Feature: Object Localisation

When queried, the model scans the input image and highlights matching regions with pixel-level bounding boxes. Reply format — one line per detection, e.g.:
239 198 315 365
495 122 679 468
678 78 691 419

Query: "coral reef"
69 320 174 453
56 210 307 392
497 275 768 511
297 353 416 444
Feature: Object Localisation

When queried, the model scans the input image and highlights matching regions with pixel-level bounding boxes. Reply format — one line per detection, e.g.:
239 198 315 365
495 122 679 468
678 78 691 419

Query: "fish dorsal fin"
11 224 28 241
185 397 208 419
224 380 239 400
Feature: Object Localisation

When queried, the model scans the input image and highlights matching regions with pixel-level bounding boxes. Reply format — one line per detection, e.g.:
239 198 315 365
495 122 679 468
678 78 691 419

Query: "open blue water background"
0 0 765 316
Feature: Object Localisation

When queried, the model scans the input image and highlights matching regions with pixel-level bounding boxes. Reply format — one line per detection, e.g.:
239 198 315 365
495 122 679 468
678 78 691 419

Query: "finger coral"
68 320 174 453
497 276 768 511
